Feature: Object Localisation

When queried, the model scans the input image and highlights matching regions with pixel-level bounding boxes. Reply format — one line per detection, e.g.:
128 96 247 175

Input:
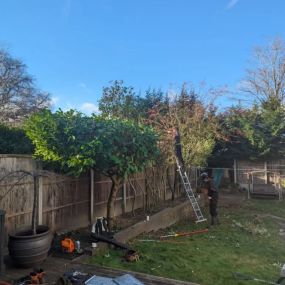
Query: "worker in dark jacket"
172 128 185 170
201 172 219 225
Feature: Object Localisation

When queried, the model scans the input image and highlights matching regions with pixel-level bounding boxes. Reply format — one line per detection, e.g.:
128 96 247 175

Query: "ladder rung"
176 160 206 223
196 218 207 223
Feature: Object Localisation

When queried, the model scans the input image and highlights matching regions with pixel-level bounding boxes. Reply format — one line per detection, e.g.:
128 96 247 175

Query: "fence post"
90 169 95 224
122 182 127 214
38 176 43 225
234 159 237 184
264 162 268 184
0 210 5 277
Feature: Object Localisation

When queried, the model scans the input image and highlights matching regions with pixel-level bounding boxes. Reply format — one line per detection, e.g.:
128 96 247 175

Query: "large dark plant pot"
8 225 51 268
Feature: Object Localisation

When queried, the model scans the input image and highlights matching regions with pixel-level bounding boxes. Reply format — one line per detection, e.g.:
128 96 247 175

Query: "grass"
89 196 285 285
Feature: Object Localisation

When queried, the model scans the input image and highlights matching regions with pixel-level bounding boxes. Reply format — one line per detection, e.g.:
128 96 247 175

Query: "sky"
0 0 284 113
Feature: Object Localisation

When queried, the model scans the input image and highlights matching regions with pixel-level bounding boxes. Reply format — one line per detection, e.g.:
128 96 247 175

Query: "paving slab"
3 255 199 285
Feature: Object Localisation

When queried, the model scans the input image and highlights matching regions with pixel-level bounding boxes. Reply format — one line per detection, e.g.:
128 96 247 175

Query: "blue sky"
0 0 284 113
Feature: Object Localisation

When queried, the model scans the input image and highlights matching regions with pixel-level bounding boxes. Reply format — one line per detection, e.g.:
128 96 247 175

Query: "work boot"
211 216 220 225
216 216 220 225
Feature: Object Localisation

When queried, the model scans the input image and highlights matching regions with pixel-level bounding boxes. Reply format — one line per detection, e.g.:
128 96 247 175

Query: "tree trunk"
31 174 39 235
107 176 122 230
174 166 180 198
167 166 175 201
144 169 150 211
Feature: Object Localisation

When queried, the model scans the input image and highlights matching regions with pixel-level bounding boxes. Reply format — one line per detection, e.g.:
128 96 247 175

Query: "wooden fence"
0 155 197 235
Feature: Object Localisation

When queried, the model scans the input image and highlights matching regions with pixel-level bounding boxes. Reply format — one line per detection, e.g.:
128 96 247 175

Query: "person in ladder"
201 172 220 225
172 127 185 170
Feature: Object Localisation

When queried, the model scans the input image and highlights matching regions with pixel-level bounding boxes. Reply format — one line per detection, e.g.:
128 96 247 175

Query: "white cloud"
61 103 76 112
227 0 239 9
80 102 99 115
51 96 59 105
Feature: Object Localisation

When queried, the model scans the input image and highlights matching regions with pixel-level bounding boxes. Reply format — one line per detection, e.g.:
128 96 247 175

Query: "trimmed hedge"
0 124 33 154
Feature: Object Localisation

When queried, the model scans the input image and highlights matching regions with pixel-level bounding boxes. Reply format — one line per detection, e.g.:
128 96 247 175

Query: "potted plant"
0 170 51 268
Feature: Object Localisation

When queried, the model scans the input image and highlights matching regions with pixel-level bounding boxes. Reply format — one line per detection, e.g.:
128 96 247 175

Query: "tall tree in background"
99 80 139 121
211 103 285 164
237 105 285 159
209 107 259 166
99 81 168 122
138 88 168 119
147 84 222 167
242 38 285 109
173 86 222 166
0 49 50 124
211 38 285 164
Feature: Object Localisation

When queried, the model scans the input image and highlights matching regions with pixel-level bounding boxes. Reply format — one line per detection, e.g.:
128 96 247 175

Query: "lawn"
89 195 285 285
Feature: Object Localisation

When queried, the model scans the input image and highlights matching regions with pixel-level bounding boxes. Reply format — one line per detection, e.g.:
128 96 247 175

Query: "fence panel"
0 155 197 235
42 175 90 231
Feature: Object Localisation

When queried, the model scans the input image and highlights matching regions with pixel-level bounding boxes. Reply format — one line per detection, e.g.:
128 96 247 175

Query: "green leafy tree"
211 105 285 163
99 80 139 121
25 110 159 228
99 81 168 123
25 109 99 175
175 87 221 166
241 106 285 159
137 88 168 119
93 118 159 228
209 107 258 166
211 38 285 165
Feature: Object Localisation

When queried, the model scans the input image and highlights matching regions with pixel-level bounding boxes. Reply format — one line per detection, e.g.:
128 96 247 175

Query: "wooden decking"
4 255 199 285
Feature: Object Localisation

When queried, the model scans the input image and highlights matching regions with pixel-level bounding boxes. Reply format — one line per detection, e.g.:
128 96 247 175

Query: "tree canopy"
146 85 221 167
99 80 139 121
0 49 50 124
25 109 159 227
25 109 99 175
210 39 285 165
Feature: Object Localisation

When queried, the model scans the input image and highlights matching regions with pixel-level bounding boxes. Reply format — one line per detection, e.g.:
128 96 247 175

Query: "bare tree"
242 38 285 107
0 49 50 124
147 83 223 167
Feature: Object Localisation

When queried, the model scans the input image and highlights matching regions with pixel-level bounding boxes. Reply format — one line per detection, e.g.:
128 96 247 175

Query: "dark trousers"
209 192 218 217
175 145 185 169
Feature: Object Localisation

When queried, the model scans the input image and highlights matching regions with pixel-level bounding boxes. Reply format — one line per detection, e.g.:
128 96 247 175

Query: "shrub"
0 124 33 154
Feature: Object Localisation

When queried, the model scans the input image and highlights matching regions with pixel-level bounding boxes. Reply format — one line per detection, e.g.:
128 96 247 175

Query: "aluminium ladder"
176 160 207 223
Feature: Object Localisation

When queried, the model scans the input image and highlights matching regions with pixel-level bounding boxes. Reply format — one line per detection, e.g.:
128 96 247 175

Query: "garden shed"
234 159 285 199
